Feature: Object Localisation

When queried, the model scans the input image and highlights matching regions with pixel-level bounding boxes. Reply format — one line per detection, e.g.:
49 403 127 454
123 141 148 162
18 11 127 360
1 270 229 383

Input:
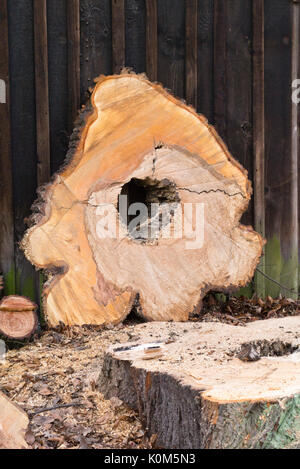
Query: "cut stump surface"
99 317 300 449
22 73 264 326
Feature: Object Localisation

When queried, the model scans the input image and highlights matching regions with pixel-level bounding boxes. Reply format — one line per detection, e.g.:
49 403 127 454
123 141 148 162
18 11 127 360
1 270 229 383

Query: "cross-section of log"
99 318 300 449
0 295 37 340
0 392 29 449
22 73 264 326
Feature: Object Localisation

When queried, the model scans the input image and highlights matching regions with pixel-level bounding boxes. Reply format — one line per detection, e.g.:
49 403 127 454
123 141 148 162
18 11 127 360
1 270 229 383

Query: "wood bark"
0 295 37 341
99 318 300 449
0 392 29 449
22 73 264 327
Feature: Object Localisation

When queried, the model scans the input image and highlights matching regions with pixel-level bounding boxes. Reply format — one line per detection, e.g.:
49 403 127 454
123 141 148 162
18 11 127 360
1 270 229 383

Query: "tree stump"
99 318 300 449
22 73 264 326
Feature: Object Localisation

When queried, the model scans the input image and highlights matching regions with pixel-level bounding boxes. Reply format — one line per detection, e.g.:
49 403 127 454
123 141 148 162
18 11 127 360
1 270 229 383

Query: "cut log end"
22 73 264 327
0 295 37 340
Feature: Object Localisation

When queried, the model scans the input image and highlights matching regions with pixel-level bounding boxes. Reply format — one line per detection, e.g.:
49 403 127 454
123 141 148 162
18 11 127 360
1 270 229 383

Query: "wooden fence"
0 0 299 304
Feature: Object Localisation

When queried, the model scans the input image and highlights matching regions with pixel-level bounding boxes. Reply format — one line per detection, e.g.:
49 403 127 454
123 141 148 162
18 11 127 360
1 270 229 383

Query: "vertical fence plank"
197 0 214 121
112 0 125 73
0 0 15 295
264 0 298 298
47 0 68 174
8 0 39 301
185 0 197 108
146 0 157 81
67 0 80 132
297 1 300 295
80 0 112 105
253 0 265 297
226 0 253 231
125 0 146 73
213 0 227 140
217 0 253 297
34 0 50 185
292 0 299 295
157 0 185 99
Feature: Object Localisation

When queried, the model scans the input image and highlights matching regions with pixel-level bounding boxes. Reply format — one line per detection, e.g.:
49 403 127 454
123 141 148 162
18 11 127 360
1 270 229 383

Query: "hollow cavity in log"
117 177 180 242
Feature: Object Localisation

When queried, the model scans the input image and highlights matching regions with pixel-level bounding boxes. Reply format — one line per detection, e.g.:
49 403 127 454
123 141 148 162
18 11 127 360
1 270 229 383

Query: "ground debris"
194 294 299 326
0 325 152 449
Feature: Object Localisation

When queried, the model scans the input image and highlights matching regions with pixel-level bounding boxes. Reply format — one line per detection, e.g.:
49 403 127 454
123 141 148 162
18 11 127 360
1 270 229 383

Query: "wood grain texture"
146 0 157 81
112 0 125 73
0 310 37 340
0 392 29 449
34 0 51 185
185 0 197 108
67 0 80 131
22 74 263 326
0 0 15 294
253 0 266 297
100 318 300 449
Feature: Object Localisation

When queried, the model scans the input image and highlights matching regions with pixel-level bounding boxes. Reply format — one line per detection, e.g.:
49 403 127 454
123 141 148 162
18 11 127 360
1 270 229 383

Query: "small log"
22 73 264 327
99 318 300 449
0 392 29 449
0 295 38 341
